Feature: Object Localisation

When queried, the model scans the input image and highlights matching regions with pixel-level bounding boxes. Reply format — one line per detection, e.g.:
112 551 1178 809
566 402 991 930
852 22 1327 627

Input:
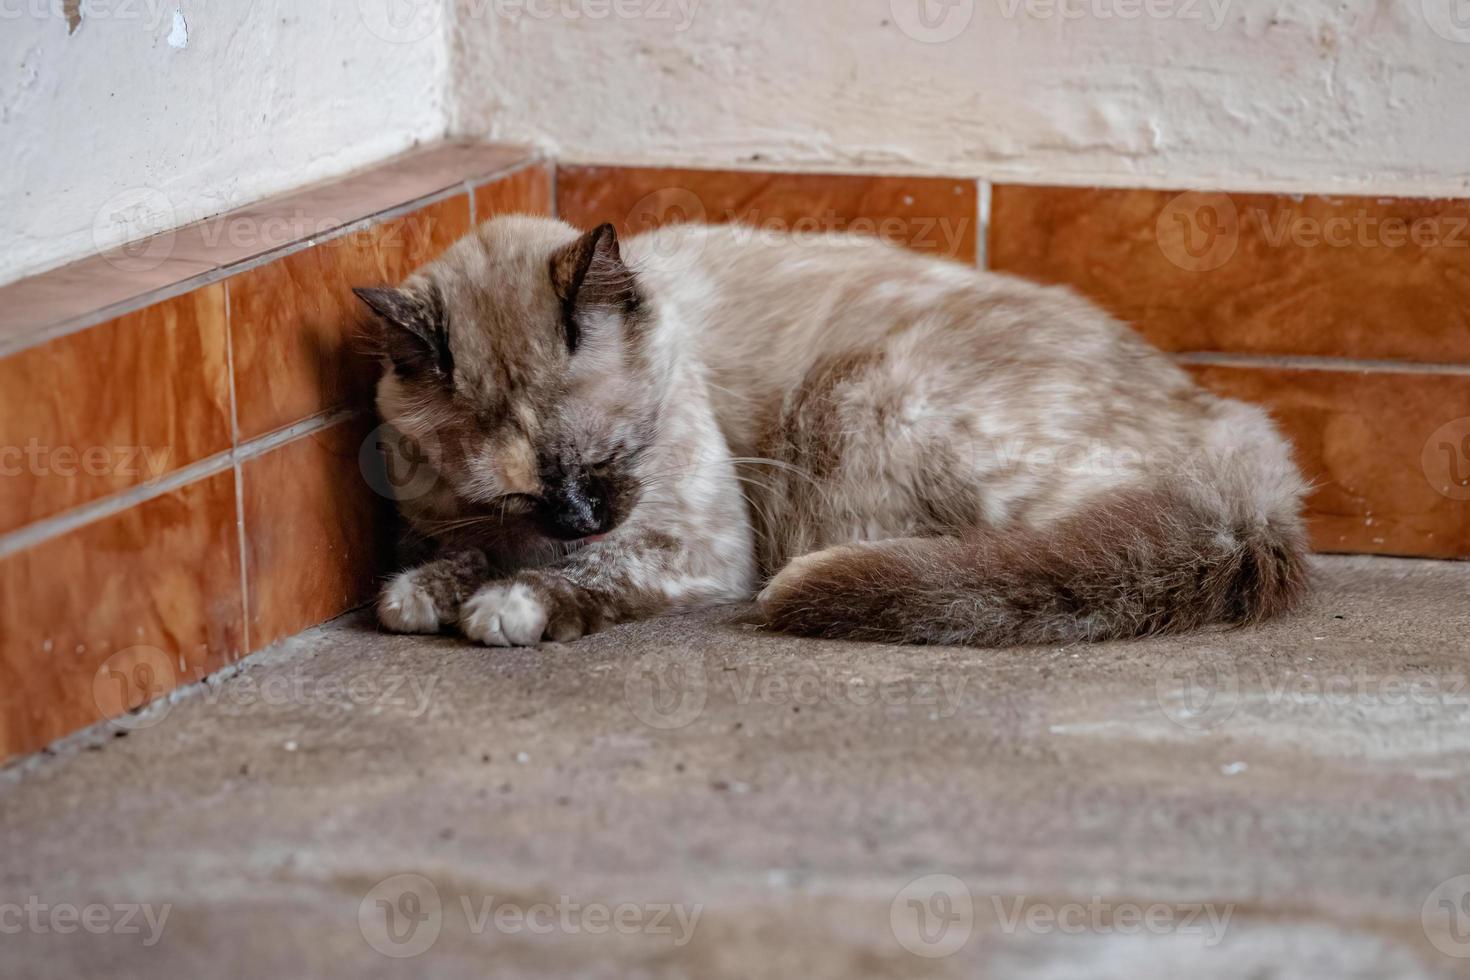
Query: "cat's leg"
459 528 747 647
378 549 492 634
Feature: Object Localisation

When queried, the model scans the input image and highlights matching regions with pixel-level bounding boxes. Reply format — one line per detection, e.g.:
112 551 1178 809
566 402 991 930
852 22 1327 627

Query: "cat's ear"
549 223 640 354
353 283 452 378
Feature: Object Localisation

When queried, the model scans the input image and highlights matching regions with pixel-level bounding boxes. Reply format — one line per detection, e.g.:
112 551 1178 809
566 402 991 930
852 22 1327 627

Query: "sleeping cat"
354 216 1308 647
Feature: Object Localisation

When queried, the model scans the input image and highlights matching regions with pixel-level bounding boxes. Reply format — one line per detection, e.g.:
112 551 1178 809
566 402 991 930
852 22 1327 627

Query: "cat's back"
625 222 1185 399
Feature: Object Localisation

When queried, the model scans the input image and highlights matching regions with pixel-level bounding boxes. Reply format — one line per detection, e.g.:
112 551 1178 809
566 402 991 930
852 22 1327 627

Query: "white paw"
460 582 549 647
379 572 441 634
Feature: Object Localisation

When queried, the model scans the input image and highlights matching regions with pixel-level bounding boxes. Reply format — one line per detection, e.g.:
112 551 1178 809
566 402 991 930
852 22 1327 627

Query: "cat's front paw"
378 571 443 634
460 576 596 647
460 581 552 647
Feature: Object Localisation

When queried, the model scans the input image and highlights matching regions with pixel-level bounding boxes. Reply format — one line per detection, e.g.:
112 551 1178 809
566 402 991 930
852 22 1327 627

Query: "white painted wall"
0 0 450 286
6 0 1467 286
448 0 1470 197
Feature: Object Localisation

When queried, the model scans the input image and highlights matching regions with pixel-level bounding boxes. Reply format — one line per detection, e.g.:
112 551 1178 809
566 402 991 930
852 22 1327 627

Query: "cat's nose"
537 476 614 540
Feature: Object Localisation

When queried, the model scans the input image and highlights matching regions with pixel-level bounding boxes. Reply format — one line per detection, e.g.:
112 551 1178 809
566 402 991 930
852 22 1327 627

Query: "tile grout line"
1173 350 1470 376
0 408 361 562
0 155 546 361
0 183 467 358
550 158 1470 200
222 280 251 659
465 155 548 195
234 408 363 463
976 179 991 270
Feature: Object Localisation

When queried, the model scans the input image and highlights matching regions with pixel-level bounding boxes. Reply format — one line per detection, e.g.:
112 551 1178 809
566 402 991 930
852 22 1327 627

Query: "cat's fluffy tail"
759 431 1310 646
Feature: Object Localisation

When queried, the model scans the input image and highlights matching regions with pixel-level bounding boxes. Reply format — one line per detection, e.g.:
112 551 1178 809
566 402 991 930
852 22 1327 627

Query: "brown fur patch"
761 484 1310 646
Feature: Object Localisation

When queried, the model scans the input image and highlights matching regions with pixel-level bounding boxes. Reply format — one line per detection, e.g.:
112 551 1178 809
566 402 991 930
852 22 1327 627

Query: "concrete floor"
2 556 1469 979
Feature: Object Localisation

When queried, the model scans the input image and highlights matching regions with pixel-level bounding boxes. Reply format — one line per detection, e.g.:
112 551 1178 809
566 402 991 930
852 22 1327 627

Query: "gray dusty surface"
2 556 1469 979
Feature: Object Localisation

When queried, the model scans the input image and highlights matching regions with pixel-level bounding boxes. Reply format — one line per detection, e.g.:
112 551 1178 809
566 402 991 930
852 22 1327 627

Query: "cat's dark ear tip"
591 223 619 249
353 286 400 323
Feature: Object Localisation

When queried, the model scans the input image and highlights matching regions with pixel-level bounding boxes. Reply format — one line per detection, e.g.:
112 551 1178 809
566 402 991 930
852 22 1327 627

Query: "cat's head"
355 216 657 542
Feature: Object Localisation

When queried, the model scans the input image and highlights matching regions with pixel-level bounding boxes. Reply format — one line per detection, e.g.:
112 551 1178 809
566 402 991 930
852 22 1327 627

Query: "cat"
353 215 1308 648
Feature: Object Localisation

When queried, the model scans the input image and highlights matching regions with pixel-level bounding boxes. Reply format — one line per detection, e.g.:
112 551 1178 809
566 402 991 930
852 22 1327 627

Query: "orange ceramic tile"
1186 363 1470 559
241 419 395 652
990 185 1470 364
473 162 554 221
0 247 217 350
169 142 538 270
558 165 978 262
0 286 233 536
228 194 473 441
0 470 244 760
0 142 537 349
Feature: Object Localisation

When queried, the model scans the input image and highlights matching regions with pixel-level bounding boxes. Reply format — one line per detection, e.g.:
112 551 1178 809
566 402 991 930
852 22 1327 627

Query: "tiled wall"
987 186 1470 560
0 143 552 760
557 165 979 263
560 165 1470 561
2 147 1466 761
